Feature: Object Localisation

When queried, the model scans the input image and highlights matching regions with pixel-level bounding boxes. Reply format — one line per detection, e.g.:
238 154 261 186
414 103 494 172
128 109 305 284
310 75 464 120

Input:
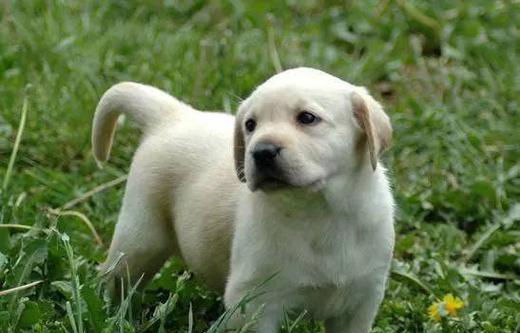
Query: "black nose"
252 142 282 167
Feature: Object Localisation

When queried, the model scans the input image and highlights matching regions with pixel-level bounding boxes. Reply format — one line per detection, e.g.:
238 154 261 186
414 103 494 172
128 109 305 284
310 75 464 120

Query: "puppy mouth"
250 173 330 193
255 177 292 191
248 165 327 192
249 168 294 191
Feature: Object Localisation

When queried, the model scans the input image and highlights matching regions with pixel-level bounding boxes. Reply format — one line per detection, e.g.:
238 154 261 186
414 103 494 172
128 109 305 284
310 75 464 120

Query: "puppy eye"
245 119 256 132
297 111 320 125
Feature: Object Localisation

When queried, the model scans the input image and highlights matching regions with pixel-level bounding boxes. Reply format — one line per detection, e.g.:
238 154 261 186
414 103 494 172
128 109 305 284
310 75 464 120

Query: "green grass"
0 0 519 332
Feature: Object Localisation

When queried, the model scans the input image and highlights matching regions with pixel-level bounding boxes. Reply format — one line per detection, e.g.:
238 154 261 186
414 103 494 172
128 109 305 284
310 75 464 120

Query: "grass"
0 0 519 332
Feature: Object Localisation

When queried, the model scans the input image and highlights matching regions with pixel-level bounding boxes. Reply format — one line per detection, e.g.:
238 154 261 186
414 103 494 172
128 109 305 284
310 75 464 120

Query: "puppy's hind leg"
101 168 175 296
324 276 387 333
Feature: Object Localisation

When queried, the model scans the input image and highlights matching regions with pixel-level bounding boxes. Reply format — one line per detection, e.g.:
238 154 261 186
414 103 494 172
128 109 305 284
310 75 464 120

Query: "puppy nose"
252 142 282 166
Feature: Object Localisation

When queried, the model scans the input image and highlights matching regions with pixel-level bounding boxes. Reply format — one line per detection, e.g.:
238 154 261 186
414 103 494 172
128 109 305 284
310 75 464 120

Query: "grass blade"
391 269 435 297
49 208 103 246
188 303 193 333
267 15 283 73
0 280 43 297
62 233 84 333
460 268 518 281
463 222 502 262
0 224 44 232
288 310 307 333
66 301 79 333
60 175 127 210
2 95 28 191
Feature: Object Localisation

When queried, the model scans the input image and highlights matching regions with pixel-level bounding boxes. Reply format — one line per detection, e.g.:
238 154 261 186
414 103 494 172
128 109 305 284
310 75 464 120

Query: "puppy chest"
280 228 376 284
294 285 352 320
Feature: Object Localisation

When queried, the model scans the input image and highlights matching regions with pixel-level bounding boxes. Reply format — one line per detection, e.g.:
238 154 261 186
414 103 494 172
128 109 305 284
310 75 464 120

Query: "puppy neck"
324 161 390 214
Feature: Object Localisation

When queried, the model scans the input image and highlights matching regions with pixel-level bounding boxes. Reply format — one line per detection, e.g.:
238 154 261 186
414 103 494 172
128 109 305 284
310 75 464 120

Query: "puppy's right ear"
234 107 247 182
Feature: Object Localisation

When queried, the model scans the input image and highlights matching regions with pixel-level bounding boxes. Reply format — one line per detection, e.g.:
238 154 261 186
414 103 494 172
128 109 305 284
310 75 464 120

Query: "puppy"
92 67 394 333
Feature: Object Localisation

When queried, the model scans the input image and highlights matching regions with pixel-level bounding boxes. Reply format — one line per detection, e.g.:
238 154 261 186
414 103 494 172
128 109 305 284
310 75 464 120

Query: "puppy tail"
92 82 189 164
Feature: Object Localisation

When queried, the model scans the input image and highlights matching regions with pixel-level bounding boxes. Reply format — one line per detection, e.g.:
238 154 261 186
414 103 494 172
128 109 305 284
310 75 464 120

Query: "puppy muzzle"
250 142 290 191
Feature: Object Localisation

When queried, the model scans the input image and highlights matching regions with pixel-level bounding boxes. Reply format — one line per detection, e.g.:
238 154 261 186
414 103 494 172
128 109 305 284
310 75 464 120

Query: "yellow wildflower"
443 294 464 316
428 303 441 321
427 294 464 321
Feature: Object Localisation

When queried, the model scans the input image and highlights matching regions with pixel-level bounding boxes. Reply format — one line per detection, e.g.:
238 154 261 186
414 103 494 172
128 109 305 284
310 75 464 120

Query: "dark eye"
245 119 256 132
297 111 320 125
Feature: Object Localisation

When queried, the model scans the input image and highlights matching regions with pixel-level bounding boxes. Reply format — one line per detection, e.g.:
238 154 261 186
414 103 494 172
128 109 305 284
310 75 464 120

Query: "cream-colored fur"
93 68 395 333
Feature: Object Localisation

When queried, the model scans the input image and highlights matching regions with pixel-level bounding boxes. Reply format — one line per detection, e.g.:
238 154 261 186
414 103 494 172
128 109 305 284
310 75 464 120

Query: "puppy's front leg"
224 282 282 333
324 280 386 333
324 302 379 333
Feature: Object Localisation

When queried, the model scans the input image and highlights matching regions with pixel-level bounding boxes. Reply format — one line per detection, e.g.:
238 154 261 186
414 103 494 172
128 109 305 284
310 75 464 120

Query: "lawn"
0 0 519 332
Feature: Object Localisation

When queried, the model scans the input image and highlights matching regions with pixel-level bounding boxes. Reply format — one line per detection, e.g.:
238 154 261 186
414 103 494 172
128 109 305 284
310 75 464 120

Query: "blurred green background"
0 1 519 332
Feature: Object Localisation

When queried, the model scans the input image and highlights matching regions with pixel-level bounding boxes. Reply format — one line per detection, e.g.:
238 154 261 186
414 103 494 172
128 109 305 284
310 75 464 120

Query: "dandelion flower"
443 294 464 316
428 303 441 321
428 294 464 321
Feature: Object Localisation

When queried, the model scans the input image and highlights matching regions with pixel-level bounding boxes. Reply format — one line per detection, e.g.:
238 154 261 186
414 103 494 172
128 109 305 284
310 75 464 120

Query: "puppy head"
234 67 392 192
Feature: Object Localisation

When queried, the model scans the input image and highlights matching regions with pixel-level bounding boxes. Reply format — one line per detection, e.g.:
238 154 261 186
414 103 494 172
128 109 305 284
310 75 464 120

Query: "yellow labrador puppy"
92 67 394 333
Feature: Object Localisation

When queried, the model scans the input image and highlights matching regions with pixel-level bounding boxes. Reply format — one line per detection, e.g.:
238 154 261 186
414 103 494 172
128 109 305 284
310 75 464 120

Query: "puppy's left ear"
233 107 247 182
351 90 392 171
